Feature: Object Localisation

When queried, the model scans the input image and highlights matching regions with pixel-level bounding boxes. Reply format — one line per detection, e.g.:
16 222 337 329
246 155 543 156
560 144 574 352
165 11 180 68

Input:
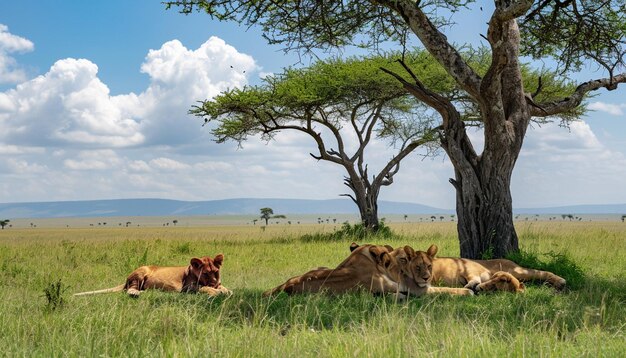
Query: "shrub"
43 279 67 312
506 249 586 290
300 220 396 242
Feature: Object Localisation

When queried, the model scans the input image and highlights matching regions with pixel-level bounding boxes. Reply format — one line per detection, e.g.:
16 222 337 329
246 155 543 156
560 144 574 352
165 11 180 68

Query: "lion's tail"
73 284 125 296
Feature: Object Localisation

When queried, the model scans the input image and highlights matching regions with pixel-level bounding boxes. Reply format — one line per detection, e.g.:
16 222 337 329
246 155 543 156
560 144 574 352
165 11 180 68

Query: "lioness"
388 245 474 296
74 255 231 297
350 243 529 294
263 244 402 297
428 245 566 291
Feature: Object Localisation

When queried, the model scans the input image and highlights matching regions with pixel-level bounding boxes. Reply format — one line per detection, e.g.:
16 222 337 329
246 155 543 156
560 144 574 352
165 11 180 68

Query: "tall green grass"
0 222 624 356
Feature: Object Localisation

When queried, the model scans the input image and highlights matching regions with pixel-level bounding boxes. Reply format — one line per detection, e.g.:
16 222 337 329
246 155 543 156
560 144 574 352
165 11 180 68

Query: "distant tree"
621 215 625 222
173 219 178 226
404 214 408 221
260 207 286 225
0 219 10 230
430 216 436 222
252 219 258 225
126 221 132 227
439 216 444 221
260 208 273 225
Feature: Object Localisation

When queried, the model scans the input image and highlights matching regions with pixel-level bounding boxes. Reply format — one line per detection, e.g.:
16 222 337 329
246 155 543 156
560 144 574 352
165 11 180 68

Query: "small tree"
193 53 447 231
172 219 178 226
0 219 10 230
260 208 273 226
260 207 286 226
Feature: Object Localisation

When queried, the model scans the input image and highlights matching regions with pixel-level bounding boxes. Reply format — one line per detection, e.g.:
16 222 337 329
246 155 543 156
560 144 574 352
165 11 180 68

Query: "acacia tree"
168 0 626 258
260 207 287 225
194 54 450 230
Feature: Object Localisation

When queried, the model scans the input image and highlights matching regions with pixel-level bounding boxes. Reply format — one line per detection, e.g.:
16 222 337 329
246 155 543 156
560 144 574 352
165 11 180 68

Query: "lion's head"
185 254 224 290
392 244 437 288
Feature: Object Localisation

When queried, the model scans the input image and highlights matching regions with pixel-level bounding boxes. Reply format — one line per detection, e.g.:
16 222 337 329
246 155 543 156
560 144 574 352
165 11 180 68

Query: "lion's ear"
350 242 360 252
190 258 203 269
426 244 438 258
369 247 391 268
213 254 224 267
403 245 415 258
384 245 394 252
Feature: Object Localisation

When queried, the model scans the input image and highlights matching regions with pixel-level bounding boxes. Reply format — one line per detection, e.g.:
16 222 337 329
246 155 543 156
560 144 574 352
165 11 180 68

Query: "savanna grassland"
1 221 625 357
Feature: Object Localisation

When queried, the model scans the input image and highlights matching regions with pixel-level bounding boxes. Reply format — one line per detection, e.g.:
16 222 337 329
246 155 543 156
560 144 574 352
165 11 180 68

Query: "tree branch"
531 73 626 117
375 0 482 100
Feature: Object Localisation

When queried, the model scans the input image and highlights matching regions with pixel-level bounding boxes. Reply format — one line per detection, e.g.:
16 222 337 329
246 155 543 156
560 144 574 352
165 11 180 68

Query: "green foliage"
520 1 626 74
196 50 451 144
506 250 586 290
42 279 67 312
301 220 396 242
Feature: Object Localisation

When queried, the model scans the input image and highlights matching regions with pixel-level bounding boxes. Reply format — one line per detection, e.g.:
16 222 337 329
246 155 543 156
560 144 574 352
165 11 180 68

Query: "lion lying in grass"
427 244 565 292
264 243 473 298
74 255 231 298
351 243 562 294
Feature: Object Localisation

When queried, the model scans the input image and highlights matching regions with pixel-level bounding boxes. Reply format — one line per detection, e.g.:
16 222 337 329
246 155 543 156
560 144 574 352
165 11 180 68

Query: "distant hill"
0 198 624 219
0 198 451 219
514 203 626 215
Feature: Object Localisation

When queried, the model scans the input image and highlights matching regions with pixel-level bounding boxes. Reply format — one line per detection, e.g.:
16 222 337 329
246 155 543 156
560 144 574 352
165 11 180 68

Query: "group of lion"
74 242 565 299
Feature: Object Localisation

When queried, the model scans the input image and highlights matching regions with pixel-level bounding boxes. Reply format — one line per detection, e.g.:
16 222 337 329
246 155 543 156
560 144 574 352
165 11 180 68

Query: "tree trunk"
451 156 519 259
442 107 526 259
358 195 380 231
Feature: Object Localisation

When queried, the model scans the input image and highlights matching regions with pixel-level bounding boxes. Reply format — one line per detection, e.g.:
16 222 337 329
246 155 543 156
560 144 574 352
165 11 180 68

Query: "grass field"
1 221 625 357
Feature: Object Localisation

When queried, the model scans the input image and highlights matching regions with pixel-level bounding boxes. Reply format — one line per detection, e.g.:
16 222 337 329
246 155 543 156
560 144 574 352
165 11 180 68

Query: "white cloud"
0 24 34 84
137 37 257 145
149 157 190 171
588 101 626 116
63 150 121 170
514 121 626 206
0 58 145 148
5 158 47 174
0 35 257 150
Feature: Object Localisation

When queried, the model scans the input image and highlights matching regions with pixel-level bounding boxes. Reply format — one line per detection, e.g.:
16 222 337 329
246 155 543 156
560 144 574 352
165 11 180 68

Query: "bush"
43 279 67 312
506 249 586 290
300 220 396 242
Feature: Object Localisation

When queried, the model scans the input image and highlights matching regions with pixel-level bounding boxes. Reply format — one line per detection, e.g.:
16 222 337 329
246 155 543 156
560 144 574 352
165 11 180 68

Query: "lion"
387 244 474 296
74 255 231 298
350 243 565 292
264 243 473 298
427 245 566 291
263 244 403 297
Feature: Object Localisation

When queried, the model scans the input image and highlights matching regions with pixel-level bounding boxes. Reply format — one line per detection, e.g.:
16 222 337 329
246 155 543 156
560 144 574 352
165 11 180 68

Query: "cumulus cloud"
63 149 122 170
588 101 626 116
0 24 34 84
0 58 144 147
0 35 257 150
514 121 626 206
137 37 257 145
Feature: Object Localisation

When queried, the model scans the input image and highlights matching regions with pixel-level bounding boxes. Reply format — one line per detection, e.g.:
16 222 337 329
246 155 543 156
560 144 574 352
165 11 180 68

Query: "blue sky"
1 1 625 209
